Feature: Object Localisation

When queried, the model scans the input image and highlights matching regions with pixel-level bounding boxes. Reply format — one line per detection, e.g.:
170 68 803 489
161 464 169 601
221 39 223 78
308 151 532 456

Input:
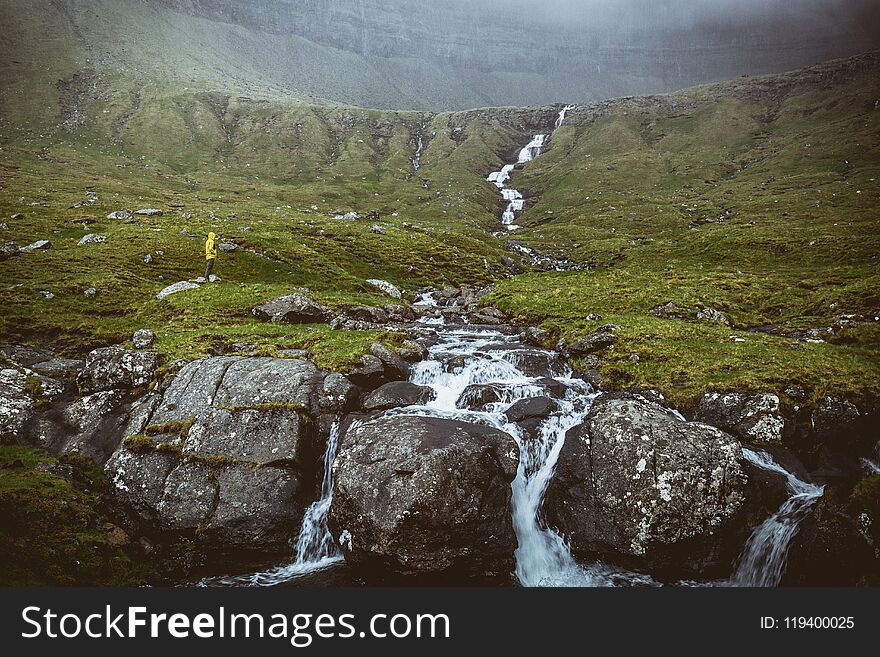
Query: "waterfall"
555 105 576 129
199 422 345 586
486 105 575 232
861 440 880 474
412 136 424 171
730 448 824 587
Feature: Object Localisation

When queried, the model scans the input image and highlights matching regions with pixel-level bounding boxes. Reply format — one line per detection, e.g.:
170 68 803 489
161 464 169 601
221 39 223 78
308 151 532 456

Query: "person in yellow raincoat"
204 232 217 280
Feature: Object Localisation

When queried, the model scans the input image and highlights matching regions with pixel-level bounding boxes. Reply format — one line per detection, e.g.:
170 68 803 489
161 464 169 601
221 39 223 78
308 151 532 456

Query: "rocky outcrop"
692 392 785 443
251 292 332 323
103 355 328 565
329 414 519 580
77 346 157 394
0 366 64 439
544 393 747 577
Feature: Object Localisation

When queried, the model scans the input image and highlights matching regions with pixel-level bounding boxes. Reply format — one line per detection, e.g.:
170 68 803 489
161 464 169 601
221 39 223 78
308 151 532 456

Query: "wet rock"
383 304 417 322
346 305 389 324
19 240 51 252
319 373 359 413
521 326 550 347
251 292 332 324
483 345 564 378
202 465 302 553
362 381 435 411
692 392 785 443
457 384 505 410
132 329 156 349
329 415 519 579
544 393 747 577
348 354 386 389
77 346 158 394
398 341 428 363
156 281 200 300
77 234 107 246
505 396 557 423
369 343 410 380
811 397 861 443
366 279 402 299
783 495 876 586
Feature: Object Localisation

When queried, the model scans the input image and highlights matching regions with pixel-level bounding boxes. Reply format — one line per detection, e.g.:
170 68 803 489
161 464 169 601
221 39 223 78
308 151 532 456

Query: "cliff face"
4 0 880 111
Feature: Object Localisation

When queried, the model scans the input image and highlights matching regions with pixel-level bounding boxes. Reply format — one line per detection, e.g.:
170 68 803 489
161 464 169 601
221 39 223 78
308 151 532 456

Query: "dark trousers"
204 258 215 279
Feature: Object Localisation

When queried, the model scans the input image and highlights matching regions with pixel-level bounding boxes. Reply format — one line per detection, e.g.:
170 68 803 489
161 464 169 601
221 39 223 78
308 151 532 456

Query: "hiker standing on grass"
204 231 217 280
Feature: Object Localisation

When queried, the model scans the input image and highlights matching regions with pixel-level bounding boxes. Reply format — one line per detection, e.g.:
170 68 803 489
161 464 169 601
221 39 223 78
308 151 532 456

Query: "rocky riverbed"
1 287 877 586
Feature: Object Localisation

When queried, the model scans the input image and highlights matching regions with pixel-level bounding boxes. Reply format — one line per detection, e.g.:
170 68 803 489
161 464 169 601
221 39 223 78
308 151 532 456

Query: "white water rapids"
487 105 574 231
200 284 822 589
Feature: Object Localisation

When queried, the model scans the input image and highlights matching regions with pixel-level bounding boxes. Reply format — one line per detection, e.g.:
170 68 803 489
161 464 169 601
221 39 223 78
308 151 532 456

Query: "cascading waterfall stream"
730 449 824 587
199 422 346 587
487 105 574 231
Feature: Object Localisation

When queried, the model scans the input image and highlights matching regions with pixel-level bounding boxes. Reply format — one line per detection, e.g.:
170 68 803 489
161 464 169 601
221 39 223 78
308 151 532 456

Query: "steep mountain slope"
1 0 879 116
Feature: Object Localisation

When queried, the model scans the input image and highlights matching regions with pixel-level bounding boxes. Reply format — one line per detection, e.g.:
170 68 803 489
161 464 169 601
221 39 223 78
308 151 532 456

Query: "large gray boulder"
329 415 519 580
77 346 158 394
361 381 435 411
48 390 129 464
692 392 785 443
103 355 327 563
544 393 747 577
251 292 332 323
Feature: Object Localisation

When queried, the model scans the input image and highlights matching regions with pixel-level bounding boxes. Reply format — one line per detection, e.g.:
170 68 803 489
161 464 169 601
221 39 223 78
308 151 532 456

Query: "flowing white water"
860 440 880 474
199 422 345 586
730 448 824 587
412 136 424 171
486 105 574 231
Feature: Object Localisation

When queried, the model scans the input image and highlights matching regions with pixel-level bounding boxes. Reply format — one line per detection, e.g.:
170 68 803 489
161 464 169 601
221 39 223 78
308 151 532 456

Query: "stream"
201 294 822 588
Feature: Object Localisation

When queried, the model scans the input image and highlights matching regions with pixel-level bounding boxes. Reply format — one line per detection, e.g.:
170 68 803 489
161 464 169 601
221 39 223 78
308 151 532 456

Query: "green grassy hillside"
1 49 878 406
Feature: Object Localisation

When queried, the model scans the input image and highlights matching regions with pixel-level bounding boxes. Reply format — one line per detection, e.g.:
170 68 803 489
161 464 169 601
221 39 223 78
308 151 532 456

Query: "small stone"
143 254 153 264
20 240 52 252
370 224 385 234
697 307 729 324
10 213 24 220
132 329 156 349
106 210 132 220
84 287 97 298
134 208 163 216
208 274 220 283
40 290 55 300
78 234 107 246
157 281 200 300
365 279 402 299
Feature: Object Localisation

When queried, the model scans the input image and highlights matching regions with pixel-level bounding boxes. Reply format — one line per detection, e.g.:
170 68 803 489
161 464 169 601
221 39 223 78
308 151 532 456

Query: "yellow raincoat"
205 232 217 261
